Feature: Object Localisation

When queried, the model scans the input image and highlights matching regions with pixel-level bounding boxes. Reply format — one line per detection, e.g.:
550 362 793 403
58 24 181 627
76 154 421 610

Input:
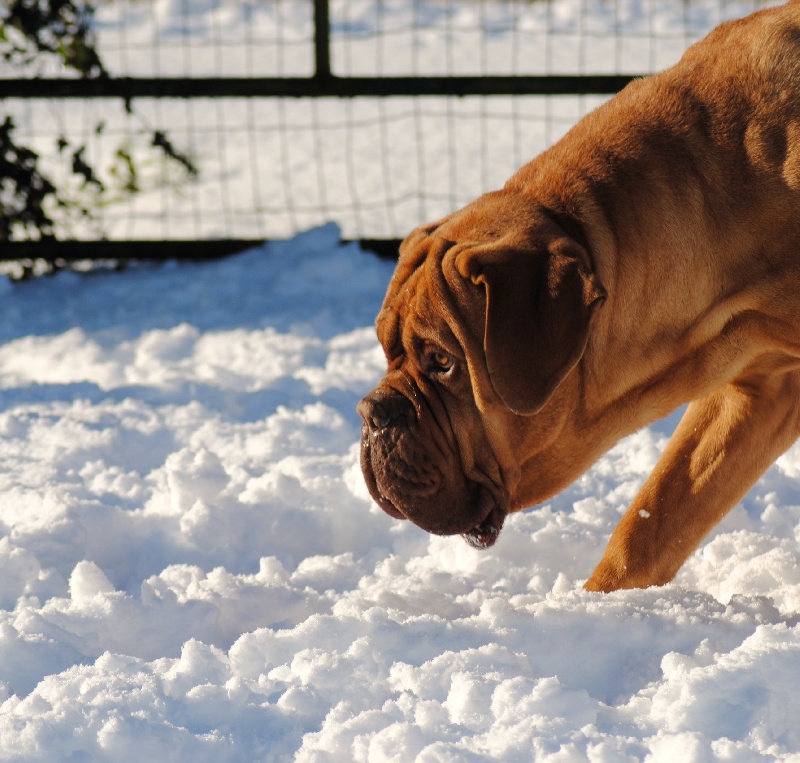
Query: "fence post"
313 0 332 81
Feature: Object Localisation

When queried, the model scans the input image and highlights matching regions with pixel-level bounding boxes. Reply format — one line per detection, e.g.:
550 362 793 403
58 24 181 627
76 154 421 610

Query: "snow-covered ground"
0 225 799 760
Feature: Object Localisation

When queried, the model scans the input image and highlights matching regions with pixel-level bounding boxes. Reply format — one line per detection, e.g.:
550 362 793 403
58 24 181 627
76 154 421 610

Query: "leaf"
151 131 199 176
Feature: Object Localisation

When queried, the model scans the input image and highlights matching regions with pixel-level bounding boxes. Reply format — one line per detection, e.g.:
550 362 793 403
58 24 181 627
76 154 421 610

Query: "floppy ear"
460 239 606 415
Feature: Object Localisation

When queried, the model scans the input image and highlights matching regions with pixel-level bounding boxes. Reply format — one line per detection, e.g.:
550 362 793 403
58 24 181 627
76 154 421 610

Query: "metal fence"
0 0 781 261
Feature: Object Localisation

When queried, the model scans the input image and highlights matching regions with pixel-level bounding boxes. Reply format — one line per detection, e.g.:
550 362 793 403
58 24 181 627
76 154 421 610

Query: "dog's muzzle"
357 387 505 547
357 389 413 520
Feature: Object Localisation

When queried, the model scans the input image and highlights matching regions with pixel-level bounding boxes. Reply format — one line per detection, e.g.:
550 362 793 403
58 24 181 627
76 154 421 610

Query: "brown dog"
357 2 800 592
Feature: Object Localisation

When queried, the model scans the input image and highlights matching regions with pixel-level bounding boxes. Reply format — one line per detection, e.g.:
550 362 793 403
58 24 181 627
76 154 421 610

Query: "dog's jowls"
358 1 800 592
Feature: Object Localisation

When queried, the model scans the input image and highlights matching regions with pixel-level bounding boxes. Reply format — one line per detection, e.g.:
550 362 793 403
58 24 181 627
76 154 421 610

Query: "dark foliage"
0 0 106 76
0 1 197 242
0 116 59 240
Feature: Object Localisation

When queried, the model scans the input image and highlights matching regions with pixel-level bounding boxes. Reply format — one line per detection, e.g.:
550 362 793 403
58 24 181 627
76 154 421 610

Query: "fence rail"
0 237 403 262
0 74 638 100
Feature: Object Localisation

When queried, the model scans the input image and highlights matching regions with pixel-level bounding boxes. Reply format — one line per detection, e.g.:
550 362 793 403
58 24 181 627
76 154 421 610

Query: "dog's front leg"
584 370 800 592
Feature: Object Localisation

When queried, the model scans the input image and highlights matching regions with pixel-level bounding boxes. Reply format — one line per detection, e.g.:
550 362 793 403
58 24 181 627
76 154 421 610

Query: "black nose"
357 390 411 433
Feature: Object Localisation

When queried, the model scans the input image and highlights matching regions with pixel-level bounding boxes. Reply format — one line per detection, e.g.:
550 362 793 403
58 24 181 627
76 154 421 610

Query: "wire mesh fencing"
0 0 782 252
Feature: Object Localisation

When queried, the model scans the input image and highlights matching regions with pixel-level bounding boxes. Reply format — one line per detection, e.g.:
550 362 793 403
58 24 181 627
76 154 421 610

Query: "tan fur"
358 2 800 591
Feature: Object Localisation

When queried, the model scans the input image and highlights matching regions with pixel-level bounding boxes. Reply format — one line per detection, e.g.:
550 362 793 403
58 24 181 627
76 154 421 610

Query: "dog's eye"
428 351 453 373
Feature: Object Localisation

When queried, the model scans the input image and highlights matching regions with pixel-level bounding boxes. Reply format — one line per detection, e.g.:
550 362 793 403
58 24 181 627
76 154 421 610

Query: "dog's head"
357 191 606 547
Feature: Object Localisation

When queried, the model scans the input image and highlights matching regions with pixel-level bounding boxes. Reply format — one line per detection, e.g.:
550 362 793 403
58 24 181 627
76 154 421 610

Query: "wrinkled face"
357 236 510 548
357 192 605 549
